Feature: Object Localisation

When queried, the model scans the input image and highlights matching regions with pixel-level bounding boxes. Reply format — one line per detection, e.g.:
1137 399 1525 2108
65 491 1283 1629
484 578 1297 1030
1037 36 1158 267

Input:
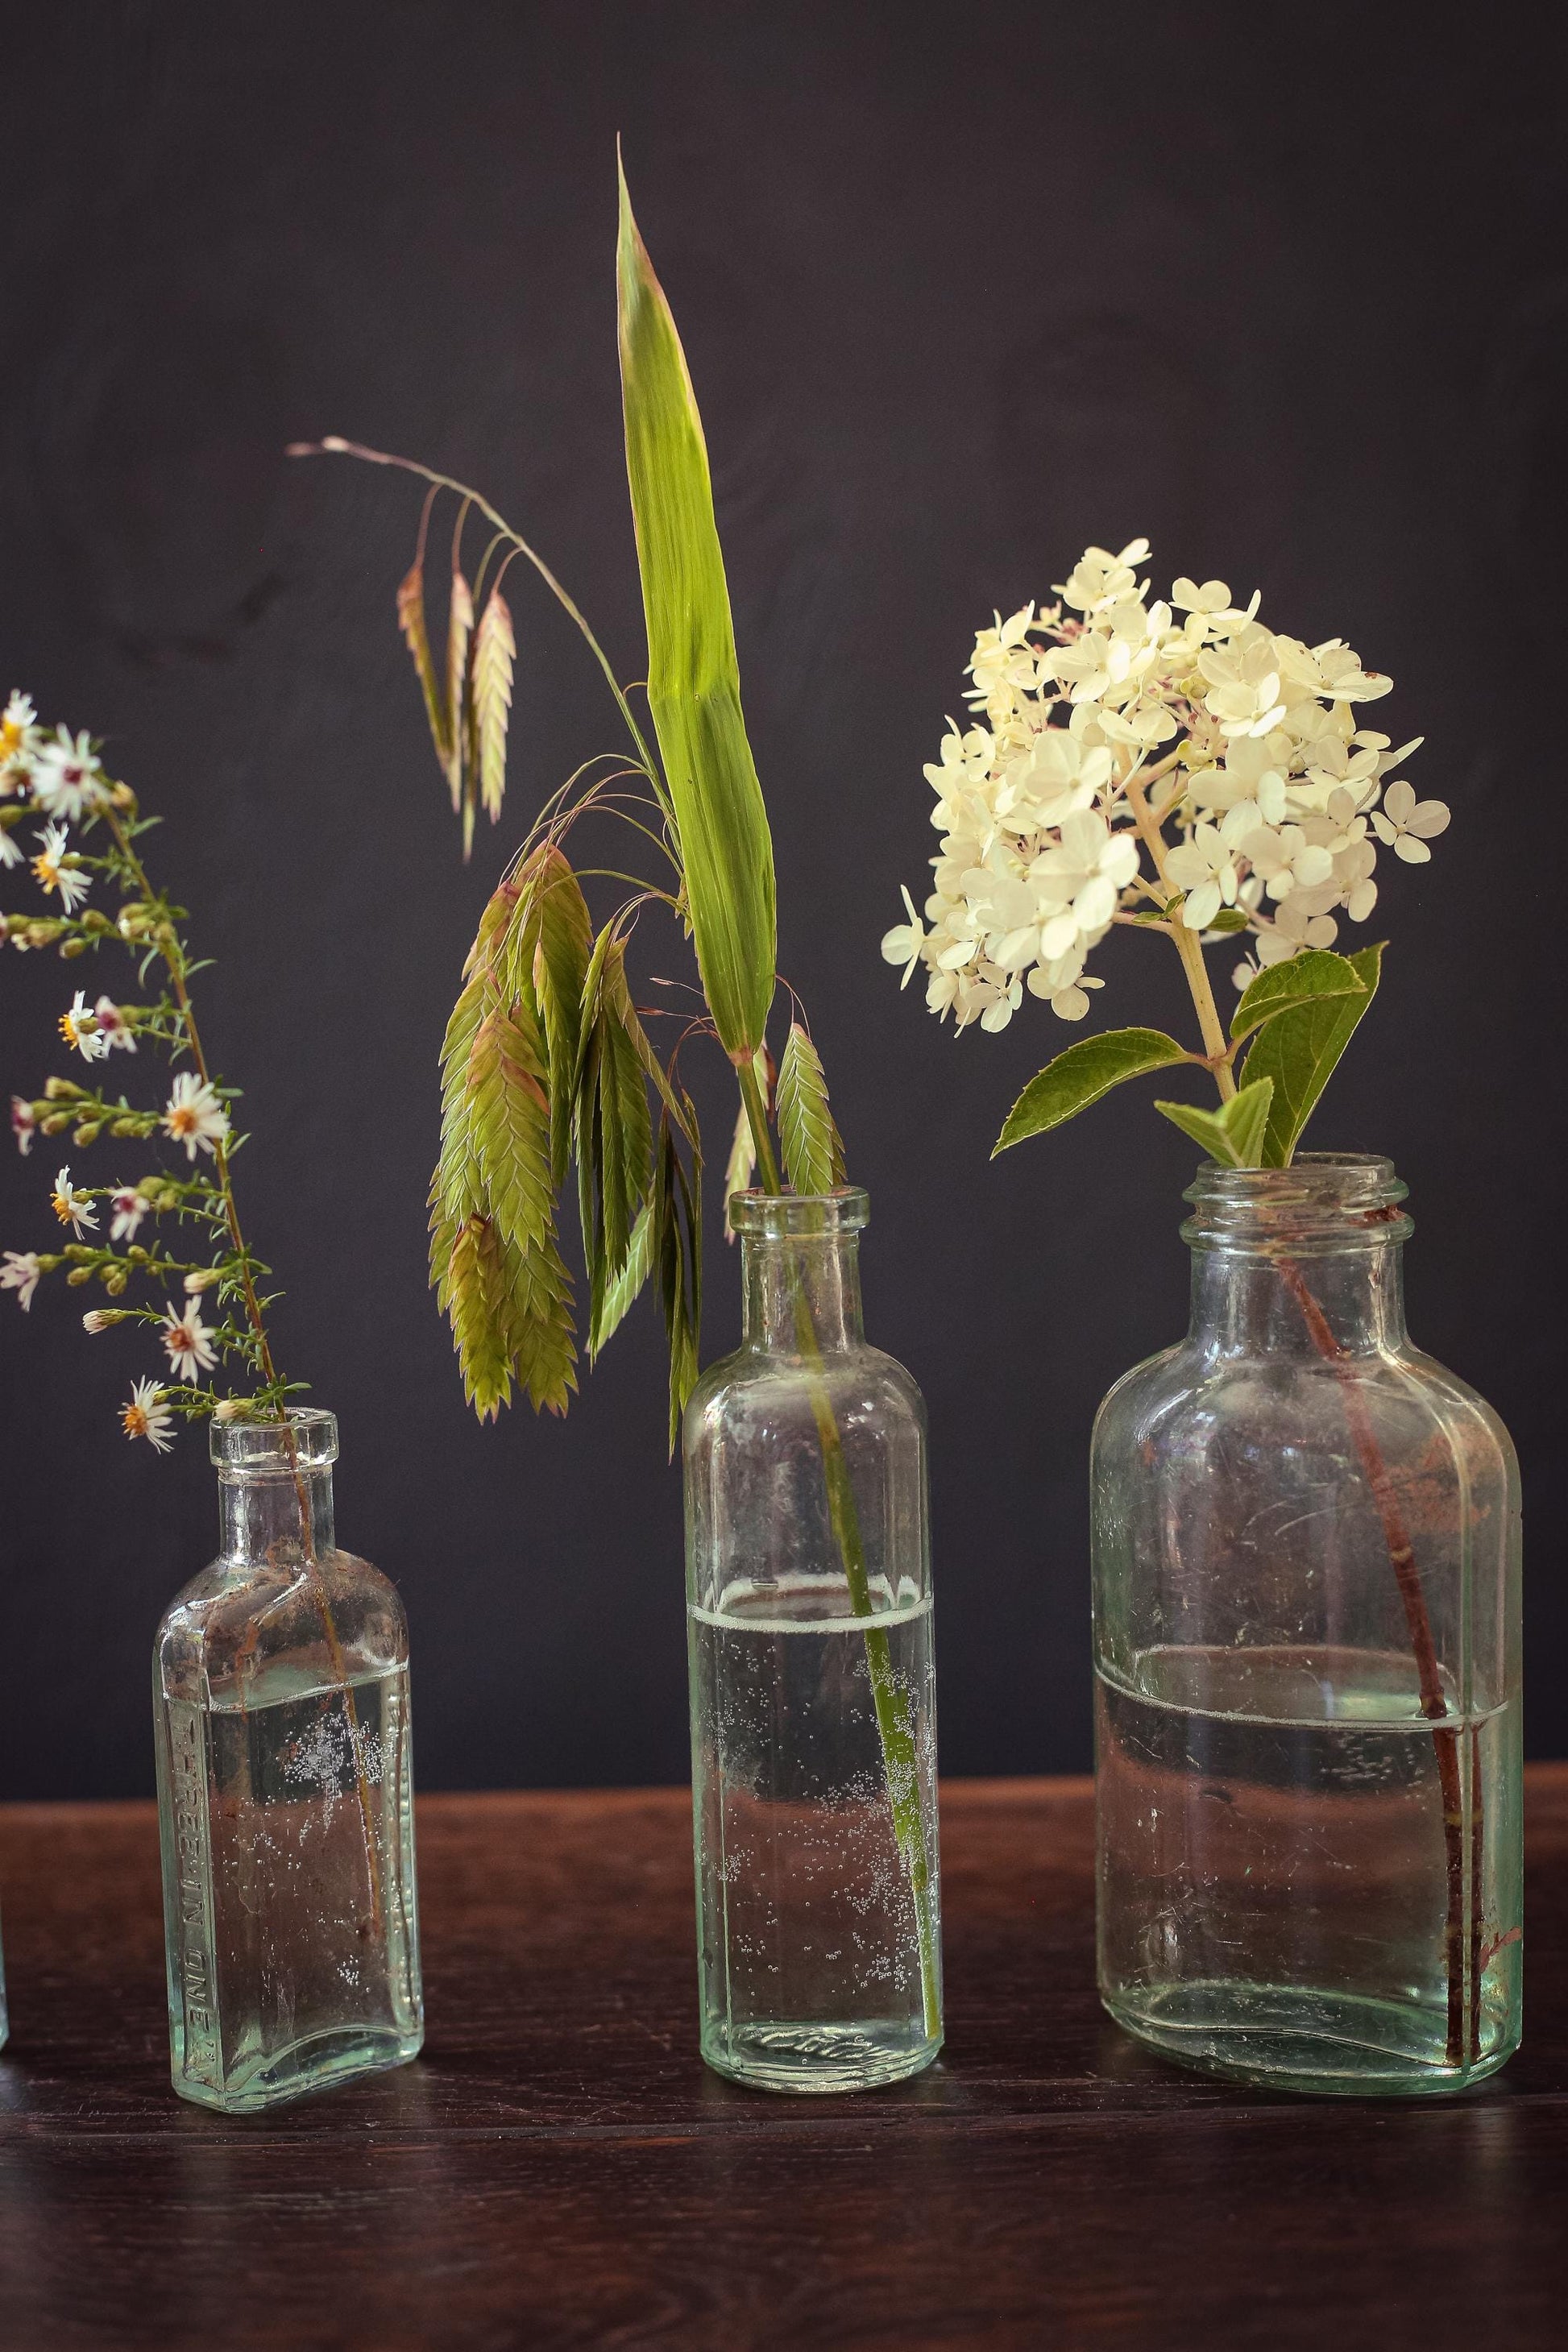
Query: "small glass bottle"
683 1188 942 2093
154 1409 423 2111
1093 1156 1522 2094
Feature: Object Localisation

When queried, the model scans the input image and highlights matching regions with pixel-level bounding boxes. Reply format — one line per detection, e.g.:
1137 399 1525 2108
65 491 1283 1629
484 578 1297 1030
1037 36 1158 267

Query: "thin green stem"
733 1058 941 2039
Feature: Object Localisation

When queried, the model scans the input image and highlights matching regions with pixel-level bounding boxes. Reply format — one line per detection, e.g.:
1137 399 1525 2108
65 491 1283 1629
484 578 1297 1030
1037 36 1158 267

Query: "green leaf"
776 1023 846 1197
993 1028 1189 1155
617 159 777 1063
1155 1077 1276 1168
655 1123 702 1455
591 1199 655 1359
473 585 516 830
1241 942 1385 1166
1201 907 1251 935
1230 947 1367 1043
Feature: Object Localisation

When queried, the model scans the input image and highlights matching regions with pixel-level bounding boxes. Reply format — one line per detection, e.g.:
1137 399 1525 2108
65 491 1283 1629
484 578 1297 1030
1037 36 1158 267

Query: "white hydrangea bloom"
886 537 1444 1024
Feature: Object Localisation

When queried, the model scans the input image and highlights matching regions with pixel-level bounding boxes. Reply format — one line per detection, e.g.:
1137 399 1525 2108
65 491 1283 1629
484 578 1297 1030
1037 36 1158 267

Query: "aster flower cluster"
882 540 1447 1036
2 697 296 1450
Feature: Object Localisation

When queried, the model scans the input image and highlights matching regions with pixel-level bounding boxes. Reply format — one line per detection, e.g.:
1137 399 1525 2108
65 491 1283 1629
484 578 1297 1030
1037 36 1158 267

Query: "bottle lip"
728 1186 869 1238
1182 1153 1412 1252
210 1406 338 1474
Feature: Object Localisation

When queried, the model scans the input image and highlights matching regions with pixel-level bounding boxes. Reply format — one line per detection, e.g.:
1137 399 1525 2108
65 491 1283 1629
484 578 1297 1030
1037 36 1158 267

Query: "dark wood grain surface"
2 1772 1566 2350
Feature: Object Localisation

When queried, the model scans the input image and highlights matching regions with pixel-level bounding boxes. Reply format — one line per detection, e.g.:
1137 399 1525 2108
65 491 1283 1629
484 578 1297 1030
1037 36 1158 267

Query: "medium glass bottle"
683 1188 942 2093
1093 1155 1522 2094
154 1409 423 2111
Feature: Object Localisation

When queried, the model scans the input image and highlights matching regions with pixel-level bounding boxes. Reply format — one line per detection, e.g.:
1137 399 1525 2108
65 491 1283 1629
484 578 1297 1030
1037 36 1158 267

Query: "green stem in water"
733 1066 942 2041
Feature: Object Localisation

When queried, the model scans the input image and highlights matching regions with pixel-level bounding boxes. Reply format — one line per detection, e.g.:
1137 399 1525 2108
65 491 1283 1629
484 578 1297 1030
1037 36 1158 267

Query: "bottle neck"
741 1233 865 1354
1188 1239 1407 1357
218 1466 335 1566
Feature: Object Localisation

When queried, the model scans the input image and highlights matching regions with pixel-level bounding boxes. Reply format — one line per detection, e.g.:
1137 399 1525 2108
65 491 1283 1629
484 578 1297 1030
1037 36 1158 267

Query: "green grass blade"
616 159 777 1063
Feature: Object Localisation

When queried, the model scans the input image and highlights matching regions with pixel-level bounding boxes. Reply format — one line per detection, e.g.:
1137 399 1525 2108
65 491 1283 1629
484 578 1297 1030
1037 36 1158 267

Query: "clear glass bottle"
683 1188 942 2093
154 1409 423 2112
1093 1155 1522 2095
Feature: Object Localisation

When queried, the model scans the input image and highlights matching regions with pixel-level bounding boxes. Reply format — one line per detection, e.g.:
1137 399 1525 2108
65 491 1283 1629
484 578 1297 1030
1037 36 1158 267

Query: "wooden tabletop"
2 1772 1566 2350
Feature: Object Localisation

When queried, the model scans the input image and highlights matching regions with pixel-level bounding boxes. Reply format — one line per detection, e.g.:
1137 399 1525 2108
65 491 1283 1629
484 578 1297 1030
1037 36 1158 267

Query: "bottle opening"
728 1187 869 1239
1182 1155 1412 1253
210 1406 339 1474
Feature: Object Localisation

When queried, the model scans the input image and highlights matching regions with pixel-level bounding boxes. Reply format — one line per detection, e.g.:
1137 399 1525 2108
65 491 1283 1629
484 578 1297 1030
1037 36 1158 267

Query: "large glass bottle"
683 1188 942 2093
153 1409 422 2111
1093 1155 1522 2094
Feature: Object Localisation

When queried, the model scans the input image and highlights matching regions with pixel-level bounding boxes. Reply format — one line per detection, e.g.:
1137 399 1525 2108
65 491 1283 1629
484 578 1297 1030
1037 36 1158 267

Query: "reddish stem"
1279 1259 1471 2069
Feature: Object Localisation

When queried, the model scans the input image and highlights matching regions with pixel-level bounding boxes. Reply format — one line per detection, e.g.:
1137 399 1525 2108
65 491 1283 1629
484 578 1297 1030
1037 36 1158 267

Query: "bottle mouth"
210 1406 338 1474
728 1187 869 1239
1182 1154 1412 1253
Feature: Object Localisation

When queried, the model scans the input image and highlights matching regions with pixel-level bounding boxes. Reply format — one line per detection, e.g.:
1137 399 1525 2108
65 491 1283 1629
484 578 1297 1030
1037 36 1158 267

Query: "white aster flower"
11 1094 36 1155
31 820 91 913
1167 823 1241 931
1 1249 43 1310
92 996 137 1052
51 1165 97 1235
29 727 110 822
1 691 40 791
109 1185 147 1242
880 886 928 987
1370 779 1450 864
0 824 21 869
160 1301 218 1383
60 989 111 1062
122 1377 175 1454
162 1072 230 1160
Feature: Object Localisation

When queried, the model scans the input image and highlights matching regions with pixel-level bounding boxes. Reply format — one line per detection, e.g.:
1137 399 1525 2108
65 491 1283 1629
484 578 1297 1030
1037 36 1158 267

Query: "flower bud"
117 904 151 940
184 1267 222 1293
66 1266 91 1287
104 1268 128 1295
60 938 88 959
82 1309 124 1333
73 1121 102 1147
44 1077 85 1101
109 1117 142 1136
39 1113 71 1135
80 909 112 934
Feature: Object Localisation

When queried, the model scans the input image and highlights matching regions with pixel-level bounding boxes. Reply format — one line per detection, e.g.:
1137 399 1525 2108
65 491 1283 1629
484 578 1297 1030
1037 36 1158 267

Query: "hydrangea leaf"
617 160 777 1063
1154 1076 1275 1168
1230 947 1367 1043
1240 942 1384 1166
993 1028 1188 1155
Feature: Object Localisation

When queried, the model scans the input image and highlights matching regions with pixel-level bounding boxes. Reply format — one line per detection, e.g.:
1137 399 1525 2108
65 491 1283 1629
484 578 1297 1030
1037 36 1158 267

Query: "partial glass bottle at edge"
683 1188 943 2093
154 1408 423 2112
1093 1155 1522 2095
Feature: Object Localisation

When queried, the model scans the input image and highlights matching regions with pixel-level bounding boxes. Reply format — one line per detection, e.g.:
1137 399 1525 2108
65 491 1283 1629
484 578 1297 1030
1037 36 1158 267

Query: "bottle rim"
210 1405 338 1473
1182 1153 1412 1253
728 1186 869 1238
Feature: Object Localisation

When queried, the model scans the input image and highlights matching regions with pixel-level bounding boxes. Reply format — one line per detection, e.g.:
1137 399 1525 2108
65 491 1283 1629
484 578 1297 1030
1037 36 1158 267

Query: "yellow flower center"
51 1188 73 1224
122 1402 149 1439
168 1105 198 1135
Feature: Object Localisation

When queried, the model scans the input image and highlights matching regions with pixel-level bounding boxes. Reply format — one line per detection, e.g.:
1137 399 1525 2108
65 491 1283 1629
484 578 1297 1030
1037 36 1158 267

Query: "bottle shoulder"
685 1339 926 1446
156 1548 409 1704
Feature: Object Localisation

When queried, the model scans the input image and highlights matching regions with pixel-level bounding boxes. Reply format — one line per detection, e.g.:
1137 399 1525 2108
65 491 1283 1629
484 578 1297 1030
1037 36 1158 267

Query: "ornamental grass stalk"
293 158 938 2030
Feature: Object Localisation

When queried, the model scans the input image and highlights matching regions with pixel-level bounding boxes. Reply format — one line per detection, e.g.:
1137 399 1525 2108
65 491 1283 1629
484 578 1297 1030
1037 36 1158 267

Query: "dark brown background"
2 0 1564 1798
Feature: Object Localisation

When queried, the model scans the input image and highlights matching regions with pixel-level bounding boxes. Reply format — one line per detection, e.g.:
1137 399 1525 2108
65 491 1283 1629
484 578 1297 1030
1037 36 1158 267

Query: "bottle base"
702 2017 942 2095
173 2022 424 2113
1103 1980 1518 2097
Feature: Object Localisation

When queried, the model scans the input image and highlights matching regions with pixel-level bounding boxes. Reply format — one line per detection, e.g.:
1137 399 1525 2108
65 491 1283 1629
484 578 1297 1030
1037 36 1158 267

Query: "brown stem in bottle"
1278 1259 1471 2068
